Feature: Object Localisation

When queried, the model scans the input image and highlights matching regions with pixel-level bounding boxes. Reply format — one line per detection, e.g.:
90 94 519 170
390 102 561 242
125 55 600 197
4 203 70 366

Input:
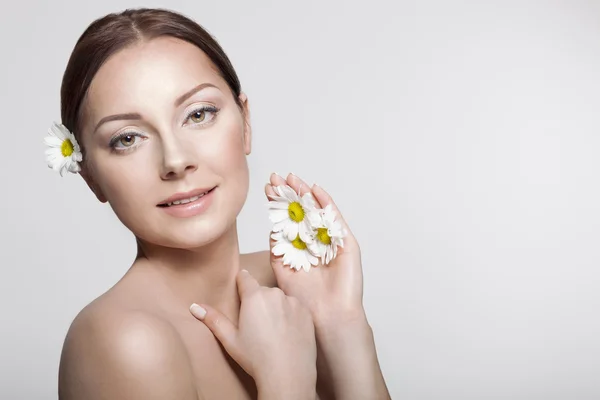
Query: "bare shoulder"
58 301 202 400
240 250 276 287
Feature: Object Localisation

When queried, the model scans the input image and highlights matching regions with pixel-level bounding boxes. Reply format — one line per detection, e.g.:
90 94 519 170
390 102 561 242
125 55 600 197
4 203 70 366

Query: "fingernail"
190 303 207 320
241 269 249 273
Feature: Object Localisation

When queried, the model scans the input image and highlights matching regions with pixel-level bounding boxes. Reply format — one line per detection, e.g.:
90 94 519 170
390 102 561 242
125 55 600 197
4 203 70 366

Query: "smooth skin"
195 172 392 400
266 173 391 400
191 269 317 399
58 35 389 399
58 36 318 400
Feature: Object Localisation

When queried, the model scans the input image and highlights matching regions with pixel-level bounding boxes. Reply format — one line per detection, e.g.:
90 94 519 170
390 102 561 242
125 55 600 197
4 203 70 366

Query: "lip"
158 187 217 218
158 186 217 206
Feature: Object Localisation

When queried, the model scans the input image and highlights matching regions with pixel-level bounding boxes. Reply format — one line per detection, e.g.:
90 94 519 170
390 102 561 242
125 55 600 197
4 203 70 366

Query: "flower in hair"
267 185 319 244
271 231 320 273
44 122 82 176
307 204 346 265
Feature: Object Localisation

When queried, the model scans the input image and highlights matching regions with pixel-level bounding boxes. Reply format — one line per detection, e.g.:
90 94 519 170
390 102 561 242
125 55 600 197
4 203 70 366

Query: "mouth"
157 187 217 207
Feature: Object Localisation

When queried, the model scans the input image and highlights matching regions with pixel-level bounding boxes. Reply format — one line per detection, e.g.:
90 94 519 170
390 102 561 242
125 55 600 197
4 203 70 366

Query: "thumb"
190 303 238 356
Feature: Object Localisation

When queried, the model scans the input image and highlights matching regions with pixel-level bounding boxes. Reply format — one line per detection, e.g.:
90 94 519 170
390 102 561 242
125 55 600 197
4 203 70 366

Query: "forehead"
84 36 225 118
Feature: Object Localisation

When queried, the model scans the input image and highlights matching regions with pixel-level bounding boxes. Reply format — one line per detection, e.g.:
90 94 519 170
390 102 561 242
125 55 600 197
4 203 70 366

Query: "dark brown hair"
60 7 243 152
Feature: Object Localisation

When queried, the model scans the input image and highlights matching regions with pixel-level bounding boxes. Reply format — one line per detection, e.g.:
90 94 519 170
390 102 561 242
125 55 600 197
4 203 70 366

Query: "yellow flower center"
316 228 331 245
61 139 74 157
291 235 307 250
288 201 305 222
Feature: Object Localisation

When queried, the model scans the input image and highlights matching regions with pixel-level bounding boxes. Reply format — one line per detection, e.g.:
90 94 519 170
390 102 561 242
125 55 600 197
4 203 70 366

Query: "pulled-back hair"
60 8 242 154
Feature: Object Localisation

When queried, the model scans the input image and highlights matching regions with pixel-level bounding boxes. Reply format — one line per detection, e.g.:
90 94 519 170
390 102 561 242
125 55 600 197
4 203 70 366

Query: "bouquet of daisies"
267 185 346 272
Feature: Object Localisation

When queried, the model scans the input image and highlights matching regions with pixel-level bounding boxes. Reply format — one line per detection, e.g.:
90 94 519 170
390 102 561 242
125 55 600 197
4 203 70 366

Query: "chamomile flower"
267 185 319 243
271 231 320 272
44 122 82 176
308 204 346 265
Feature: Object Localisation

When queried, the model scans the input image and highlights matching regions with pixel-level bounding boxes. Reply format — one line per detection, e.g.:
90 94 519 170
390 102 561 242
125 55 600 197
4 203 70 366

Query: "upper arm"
58 309 202 400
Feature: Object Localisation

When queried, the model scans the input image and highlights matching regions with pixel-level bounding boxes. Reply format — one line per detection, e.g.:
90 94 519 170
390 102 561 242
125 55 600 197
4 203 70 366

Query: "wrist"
312 306 370 336
255 366 317 400
312 311 390 400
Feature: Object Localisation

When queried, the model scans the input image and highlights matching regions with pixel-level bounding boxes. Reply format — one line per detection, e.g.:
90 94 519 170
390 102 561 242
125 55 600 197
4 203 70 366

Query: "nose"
159 134 198 180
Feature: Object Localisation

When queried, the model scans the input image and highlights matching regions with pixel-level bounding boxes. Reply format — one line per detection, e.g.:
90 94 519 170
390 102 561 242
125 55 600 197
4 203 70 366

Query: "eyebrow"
93 82 219 133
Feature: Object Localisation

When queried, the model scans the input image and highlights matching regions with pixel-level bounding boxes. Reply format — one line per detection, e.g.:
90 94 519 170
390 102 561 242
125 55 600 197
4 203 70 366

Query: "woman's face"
79 36 251 248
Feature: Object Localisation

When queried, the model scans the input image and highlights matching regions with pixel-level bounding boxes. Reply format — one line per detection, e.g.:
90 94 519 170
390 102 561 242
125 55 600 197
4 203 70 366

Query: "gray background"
1 0 599 399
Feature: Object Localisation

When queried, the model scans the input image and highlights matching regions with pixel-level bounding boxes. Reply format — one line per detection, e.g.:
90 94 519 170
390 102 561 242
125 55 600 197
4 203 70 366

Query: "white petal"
309 241 325 257
58 158 69 177
301 192 317 209
272 220 289 232
326 248 335 264
68 160 81 173
268 201 290 210
298 222 314 244
306 210 322 228
268 209 289 223
283 252 295 268
307 241 319 256
45 148 62 160
44 136 63 147
48 122 67 140
300 259 311 272
267 194 287 203
272 242 290 256
272 185 285 198
279 185 299 202
283 222 298 241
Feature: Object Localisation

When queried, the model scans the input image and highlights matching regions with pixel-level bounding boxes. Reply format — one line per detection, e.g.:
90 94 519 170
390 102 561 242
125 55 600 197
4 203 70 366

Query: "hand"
265 173 365 327
189 269 317 397
266 174 391 400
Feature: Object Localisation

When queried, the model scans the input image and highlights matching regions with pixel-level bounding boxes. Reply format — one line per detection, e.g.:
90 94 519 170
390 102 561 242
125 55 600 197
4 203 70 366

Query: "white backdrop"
1 1 599 399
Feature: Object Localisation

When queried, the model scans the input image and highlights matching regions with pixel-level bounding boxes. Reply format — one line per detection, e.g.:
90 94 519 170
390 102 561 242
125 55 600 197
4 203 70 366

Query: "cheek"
203 122 250 214
92 152 156 221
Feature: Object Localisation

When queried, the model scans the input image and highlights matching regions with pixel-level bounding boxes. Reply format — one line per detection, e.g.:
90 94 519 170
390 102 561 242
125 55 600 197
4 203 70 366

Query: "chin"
141 213 236 250
114 186 244 250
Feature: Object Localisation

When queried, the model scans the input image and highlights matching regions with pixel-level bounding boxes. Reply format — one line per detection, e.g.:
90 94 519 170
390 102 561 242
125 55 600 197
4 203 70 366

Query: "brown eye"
190 110 205 123
120 135 135 147
185 106 219 126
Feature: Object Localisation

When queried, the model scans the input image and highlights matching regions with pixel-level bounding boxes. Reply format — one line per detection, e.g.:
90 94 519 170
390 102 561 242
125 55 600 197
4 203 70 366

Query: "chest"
175 320 257 399
173 320 326 400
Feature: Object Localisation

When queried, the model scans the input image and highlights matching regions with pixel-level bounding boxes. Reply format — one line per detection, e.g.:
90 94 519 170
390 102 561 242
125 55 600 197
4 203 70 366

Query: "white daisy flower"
307 204 347 265
267 185 319 243
271 231 320 272
44 121 83 176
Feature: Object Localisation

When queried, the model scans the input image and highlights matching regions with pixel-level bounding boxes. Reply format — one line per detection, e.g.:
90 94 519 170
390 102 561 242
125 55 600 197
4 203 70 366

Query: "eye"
185 105 219 126
119 135 136 147
109 131 145 152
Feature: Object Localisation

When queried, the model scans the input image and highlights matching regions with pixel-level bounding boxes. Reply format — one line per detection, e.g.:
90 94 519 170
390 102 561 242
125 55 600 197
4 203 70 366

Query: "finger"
190 303 238 355
286 173 313 199
267 173 289 202
236 269 261 299
265 182 277 200
311 183 353 236
269 172 287 189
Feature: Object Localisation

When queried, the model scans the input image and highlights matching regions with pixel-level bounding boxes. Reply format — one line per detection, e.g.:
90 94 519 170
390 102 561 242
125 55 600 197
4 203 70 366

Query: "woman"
53 7 390 399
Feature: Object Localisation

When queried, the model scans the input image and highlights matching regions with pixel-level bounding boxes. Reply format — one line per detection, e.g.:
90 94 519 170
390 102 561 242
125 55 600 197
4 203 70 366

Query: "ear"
79 165 107 203
239 92 252 155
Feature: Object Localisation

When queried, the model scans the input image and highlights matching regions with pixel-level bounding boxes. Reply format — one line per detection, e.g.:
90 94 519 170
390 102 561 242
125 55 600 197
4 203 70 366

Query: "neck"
133 222 242 323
